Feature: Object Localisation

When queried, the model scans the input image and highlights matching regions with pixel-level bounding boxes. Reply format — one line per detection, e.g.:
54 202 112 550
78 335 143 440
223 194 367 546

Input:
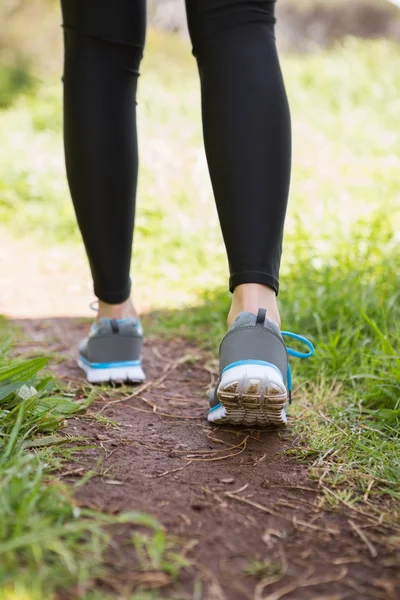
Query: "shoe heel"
215 362 287 427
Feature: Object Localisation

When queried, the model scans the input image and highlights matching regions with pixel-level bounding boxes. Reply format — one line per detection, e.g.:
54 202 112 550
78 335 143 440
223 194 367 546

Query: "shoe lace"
90 301 99 312
281 331 315 405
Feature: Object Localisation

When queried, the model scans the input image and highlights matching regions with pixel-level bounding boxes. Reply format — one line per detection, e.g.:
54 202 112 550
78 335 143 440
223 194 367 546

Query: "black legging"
61 0 291 304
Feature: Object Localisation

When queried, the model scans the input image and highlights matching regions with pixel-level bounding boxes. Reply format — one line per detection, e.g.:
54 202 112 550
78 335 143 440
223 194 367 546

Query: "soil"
12 317 400 600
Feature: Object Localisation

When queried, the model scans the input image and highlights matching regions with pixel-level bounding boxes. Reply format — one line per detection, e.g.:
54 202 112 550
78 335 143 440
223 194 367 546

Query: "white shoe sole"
77 358 146 384
208 363 288 427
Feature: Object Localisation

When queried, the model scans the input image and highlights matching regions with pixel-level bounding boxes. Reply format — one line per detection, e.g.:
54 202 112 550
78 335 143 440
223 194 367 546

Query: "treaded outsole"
208 364 288 428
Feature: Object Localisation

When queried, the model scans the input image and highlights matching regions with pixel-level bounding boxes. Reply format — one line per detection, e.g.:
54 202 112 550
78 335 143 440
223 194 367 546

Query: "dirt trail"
12 317 400 600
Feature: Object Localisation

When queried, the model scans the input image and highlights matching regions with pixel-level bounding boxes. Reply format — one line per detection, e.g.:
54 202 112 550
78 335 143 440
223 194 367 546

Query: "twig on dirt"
262 567 348 600
103 479 124 485
258 575 283 599
194 561 228 600
152 346 173 363
275 500 300 511
139 461 192 479
224 492 281 518
230 483 249 494
276 498 320 513
293 516 339 535
205 433 236 446
179 513 192 526
363 479 375 502
363 500 400 526
304 595 348 600
175 437 248 456
254 548 288 600
116 436 248 461
253 453 267 465
333 557 362 565
344 578 390 600
213 426 265 443
225 491 341 532
113 439 162 451
271 484 319 493
159 392 187 401
98 353 192 414
202 363 219 377
97 386 148 414
59 466 85 478
202 486 228 507
112 438 246 460
182 538 199 556
124 404 203 419
184 445 247 462
349 519 378 558
290 496 324 513
318 469 330 486
99 442 119 460
357 472 399 487
320 485 382 525
203 364 219 391
100 570 170 591
140 395 157 410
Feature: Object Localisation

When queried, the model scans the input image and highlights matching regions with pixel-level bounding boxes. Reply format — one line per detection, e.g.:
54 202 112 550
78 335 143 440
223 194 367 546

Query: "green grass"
0 323 175 599
0 62 36 109
243 559 282 579
132 529 191 579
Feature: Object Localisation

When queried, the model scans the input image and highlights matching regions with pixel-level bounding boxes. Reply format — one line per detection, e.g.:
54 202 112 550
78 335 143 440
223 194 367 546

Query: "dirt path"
12 317 400 600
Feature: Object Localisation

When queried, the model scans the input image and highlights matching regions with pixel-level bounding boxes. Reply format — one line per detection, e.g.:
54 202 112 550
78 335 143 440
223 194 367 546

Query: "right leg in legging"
61 0 146 318
186 0 291 328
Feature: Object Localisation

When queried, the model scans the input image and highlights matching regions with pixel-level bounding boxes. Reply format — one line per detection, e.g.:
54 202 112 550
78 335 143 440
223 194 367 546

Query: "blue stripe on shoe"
221 360 282 375
79 356 142 369
209 402 223 412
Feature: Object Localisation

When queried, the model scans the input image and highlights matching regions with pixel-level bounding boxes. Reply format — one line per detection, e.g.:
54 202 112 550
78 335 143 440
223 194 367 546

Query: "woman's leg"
186 0 291 326
61 0 146 319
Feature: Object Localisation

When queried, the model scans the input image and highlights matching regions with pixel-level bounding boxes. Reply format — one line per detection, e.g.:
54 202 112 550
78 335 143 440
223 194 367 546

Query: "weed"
92 413 121 430
243 559 282 579
0 329 161 598
132 529 191 579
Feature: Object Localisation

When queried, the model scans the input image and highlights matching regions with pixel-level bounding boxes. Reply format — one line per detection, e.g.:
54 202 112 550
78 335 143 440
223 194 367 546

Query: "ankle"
228 283 281 328
97 298 138 321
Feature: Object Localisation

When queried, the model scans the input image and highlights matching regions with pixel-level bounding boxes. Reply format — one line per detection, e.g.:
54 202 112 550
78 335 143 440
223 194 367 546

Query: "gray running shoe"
208 308 314 427
209 309 289 427
78 317 145 384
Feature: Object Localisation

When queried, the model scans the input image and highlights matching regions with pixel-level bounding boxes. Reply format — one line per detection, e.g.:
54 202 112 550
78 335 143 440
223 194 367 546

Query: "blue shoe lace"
281 332 315 405
90 301 99 312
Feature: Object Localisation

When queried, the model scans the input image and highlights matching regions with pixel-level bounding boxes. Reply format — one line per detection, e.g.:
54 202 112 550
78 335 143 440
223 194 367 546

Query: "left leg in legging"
185 0 291 326
61 0 146 319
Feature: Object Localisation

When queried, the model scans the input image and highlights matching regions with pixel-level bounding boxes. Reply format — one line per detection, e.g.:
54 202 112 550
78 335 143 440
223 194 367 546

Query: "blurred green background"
1 0 399 307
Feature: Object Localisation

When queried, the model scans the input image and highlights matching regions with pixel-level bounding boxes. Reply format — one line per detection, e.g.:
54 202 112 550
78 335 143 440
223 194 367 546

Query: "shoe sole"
208 363 288 427
77 358 146 384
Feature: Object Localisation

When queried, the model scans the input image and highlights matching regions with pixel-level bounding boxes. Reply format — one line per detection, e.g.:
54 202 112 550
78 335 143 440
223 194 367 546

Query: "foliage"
0 62 35 109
